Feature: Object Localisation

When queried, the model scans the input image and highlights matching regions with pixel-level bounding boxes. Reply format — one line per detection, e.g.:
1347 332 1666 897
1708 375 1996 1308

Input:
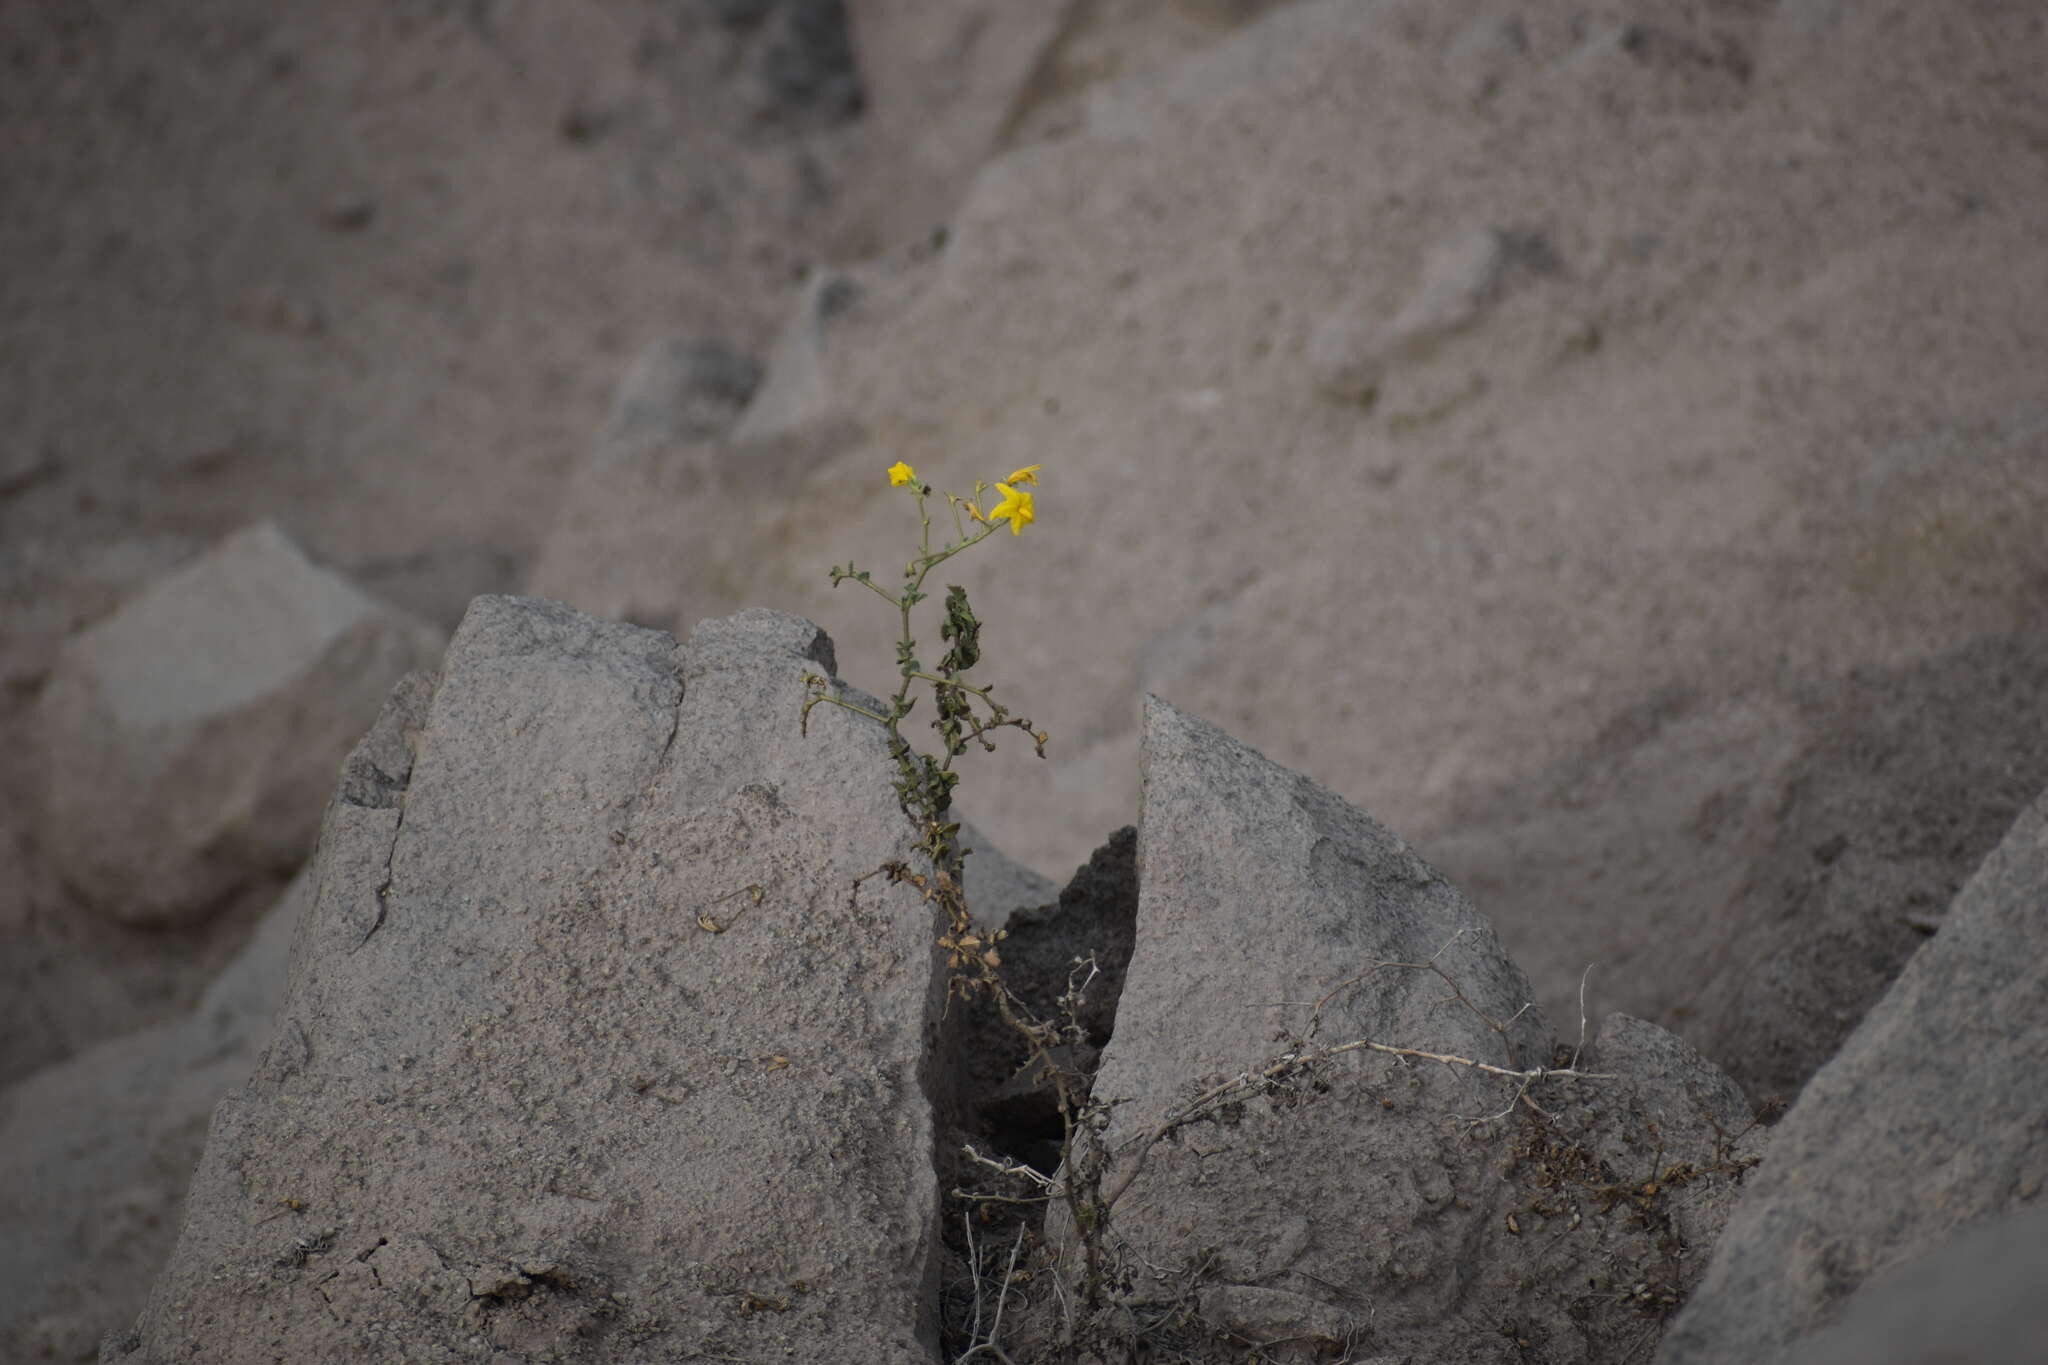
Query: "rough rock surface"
115 598 949 1364
1655 790 2048 1365
34 522 444 926
1010 698 1762 1363
90 614 2045 1362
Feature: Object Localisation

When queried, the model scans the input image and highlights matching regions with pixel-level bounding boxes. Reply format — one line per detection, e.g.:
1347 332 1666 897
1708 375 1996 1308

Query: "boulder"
1307 222 1547 406
725 268 868 464
1012 697 1763 1363
609 336 764 446
34 522 445 926
1655 789 2048 1365
112 597 949 1363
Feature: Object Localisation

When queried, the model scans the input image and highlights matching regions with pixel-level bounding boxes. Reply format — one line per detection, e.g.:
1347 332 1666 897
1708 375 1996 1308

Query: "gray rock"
1584 1010 1756 1157
1100 695 1553 1118
33 522 445 926
1656 789 2048 1365
1019 697 1761 1363
1784 1204 2048 1365
116 597 948 1364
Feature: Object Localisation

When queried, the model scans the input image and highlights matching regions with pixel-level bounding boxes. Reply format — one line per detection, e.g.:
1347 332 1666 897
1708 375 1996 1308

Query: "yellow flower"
964 501 986 523
887 460 918 487
989 483 1035 536
1003 464 1043 486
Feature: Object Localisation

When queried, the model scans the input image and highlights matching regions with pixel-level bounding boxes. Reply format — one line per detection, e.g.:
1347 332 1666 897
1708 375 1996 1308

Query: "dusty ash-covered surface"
530 0 2048 1111
0 0 845 1091
121 598 947 1363
3 0 2048 1359
0 0 1251 1095
1001 698 1763 1363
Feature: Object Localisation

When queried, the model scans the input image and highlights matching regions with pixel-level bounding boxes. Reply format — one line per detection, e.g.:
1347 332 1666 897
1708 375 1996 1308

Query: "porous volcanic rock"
1010 697 1762 1363
113 598 950 1364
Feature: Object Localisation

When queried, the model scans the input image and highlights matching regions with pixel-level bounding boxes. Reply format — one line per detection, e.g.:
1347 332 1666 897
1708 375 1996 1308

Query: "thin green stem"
917 525 998 575
885 489 1001 724
846 575 899 608
893 593 917 717
805 693 892 727
901 670 995 696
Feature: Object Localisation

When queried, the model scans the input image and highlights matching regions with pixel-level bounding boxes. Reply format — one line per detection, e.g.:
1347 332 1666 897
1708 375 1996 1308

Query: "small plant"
801 459 1048 930
802 470 1642 1361
802 461 1124 1337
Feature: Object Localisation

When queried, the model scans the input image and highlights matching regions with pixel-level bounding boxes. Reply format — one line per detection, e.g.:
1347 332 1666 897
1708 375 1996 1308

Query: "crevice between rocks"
946 824 1139 1175
935 825 1140 1355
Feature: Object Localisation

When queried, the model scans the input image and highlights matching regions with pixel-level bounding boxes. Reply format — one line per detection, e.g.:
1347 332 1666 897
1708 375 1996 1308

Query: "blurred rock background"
3 0 2046 1357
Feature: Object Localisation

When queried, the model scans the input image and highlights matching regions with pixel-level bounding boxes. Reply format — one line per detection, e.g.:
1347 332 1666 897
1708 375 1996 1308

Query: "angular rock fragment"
1656 788 2048 1365
115 598 948 1364
957 816 1062 928
34 521 445 926
1019 697 1761 1363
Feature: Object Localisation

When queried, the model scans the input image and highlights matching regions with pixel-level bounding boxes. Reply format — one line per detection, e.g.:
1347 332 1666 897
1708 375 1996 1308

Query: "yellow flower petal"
1003 464 1043 486
989 483 1035 536
965 501 985 523
887 460 917 487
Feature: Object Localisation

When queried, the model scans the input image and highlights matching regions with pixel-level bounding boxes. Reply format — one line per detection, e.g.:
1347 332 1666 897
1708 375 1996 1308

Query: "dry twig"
1101 936 1614 1207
